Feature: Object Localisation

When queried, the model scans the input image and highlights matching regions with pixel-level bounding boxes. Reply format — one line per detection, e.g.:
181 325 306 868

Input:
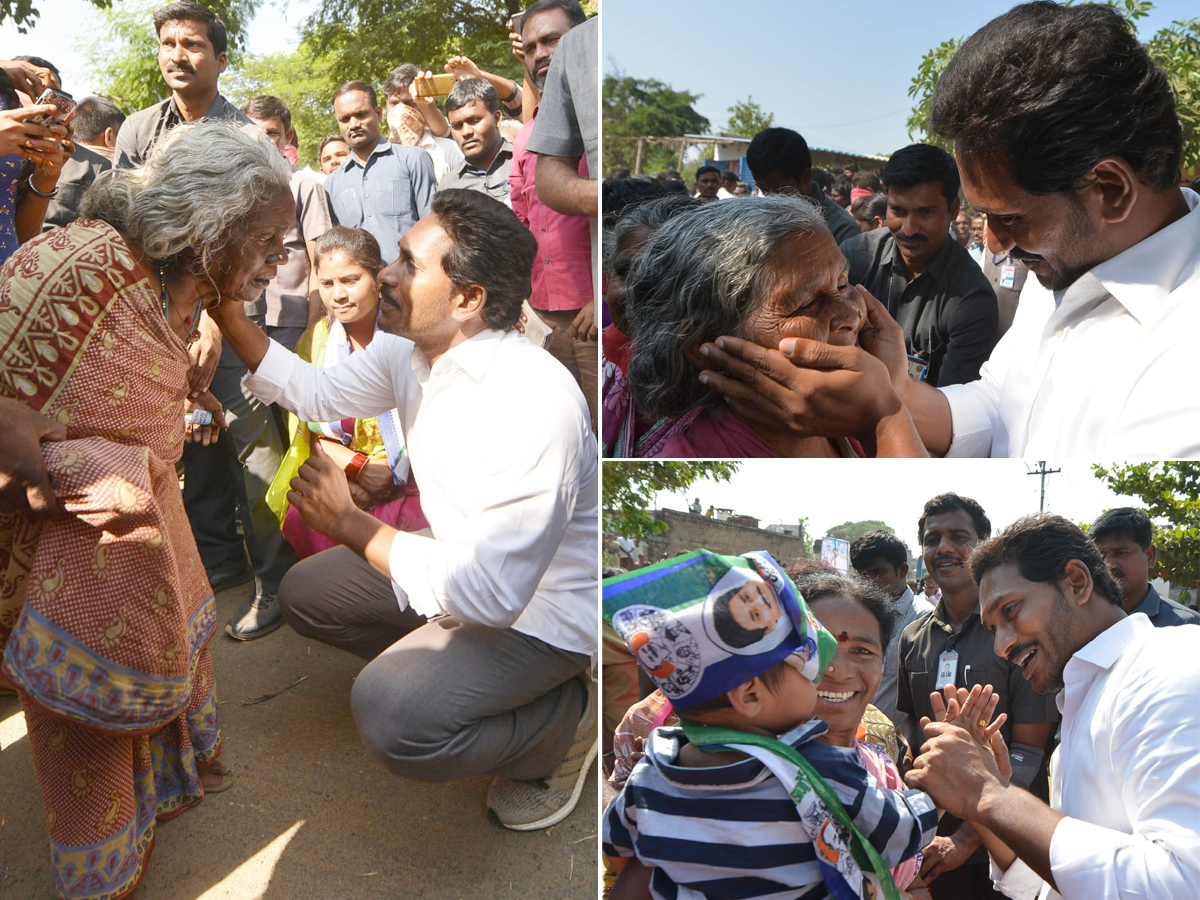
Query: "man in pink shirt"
509 0 595 430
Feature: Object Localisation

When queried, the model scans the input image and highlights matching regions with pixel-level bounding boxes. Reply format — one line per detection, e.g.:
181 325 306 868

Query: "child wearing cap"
602 549 938 900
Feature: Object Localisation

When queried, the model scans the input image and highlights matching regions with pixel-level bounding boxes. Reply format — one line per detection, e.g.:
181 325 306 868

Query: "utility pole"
1026 461 1062 512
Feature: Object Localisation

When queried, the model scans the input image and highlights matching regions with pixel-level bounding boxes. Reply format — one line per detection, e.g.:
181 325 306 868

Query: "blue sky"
602 0 1199 159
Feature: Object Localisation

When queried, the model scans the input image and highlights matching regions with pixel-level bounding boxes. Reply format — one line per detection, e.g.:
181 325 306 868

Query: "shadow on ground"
0 583 599 900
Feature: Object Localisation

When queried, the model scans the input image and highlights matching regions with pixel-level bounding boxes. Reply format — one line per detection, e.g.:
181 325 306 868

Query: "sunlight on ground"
195 820 306 900
0 708 27 750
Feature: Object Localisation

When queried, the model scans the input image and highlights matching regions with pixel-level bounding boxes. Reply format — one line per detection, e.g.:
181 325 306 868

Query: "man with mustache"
207 189 597 833
114 1 246 168
895 492 1059 900
839 143 998 387
114 2 298 640
908 515 1200 900
508 0 595 430
698 2 1200 456
325 80 437 264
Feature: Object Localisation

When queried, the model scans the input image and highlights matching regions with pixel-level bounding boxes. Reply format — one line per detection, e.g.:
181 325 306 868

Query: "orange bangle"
345 452 370 481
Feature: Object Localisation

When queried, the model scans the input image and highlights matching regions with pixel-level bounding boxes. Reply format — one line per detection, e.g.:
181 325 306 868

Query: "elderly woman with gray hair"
0 120 293 900
622 196 926 457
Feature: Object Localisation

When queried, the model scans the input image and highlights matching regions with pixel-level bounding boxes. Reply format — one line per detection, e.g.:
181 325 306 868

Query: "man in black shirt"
839 143 998 386
746 127 859 244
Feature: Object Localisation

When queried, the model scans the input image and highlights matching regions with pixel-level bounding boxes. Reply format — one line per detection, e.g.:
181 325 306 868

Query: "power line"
1026 461 1062 512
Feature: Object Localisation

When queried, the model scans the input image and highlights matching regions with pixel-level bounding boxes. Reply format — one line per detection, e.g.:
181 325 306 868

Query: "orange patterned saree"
0 220 221 900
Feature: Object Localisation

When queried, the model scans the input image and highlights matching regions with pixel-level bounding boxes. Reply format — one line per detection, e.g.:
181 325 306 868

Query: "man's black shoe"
225 592 284 641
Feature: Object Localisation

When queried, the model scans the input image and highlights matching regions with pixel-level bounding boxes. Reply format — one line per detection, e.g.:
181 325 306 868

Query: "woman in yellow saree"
0 121 293 900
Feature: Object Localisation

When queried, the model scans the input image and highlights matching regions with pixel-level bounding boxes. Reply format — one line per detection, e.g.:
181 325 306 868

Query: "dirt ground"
0 582 599 900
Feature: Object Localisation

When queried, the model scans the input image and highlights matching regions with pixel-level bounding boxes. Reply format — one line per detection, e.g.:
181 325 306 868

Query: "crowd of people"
601 0 1200 458
601 499 1200 900
0 1 598 898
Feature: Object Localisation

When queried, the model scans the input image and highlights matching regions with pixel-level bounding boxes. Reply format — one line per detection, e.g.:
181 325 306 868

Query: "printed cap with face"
603 549 837 708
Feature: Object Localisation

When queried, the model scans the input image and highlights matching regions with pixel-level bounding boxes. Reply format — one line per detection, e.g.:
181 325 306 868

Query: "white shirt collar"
408 328 511 384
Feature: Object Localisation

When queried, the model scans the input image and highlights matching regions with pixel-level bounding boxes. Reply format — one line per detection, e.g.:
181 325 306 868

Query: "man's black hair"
930 1 1181 194
918 492 991 544
445 78 499 115
14 55 59 82
332 80 378 108
73 96 125 144
695 164 721 181
382 63 419 98
971 514 1123 606
881 143 960 208
843 162 859 174
810 167 832 194
711 585 766 648
1088 507 1153 550
850 530 909 573
241 95 291 135
831 174 852 198
319 133 347 154
851 192 888 223
521 0 587 30
153 2 228 55
746 127 811 182
431 189 536 331
602 174 668 227
721 169 738 184
851 171 882 192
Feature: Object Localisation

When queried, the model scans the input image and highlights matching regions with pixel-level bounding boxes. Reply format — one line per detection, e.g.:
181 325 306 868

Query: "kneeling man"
208 189 597 831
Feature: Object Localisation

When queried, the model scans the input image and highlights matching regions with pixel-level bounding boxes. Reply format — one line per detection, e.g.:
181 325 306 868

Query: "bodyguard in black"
839 144 998 387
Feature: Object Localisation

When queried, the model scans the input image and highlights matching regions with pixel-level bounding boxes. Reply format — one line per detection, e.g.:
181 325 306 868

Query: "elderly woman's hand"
184 391 227 446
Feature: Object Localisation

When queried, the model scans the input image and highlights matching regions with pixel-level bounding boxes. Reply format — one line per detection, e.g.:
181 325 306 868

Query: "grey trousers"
277 545 589 782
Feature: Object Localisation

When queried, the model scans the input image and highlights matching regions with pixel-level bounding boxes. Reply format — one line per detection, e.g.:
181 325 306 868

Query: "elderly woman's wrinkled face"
742 232 864 349
209 188 294 304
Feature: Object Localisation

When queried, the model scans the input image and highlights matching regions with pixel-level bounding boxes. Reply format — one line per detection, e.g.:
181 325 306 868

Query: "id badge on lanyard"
935 649 959 690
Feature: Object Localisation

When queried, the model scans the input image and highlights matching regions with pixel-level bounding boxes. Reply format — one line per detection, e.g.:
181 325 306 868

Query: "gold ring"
977 718 988 729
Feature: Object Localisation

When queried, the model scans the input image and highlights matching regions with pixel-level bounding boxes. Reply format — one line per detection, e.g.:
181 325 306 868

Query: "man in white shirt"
906 514 1200 900
694 2 1200 457
207 189 598 832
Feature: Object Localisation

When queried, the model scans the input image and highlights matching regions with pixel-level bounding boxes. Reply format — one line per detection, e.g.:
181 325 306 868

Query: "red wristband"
345 452 370 481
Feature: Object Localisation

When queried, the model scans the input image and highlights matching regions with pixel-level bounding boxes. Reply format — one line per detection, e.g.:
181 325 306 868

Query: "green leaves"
1092 462 1200 587
603 462 740 540
723 97 774 139
603 72 709 174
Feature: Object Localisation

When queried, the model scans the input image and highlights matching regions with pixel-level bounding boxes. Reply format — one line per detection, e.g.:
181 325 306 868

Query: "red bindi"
837 631 849 643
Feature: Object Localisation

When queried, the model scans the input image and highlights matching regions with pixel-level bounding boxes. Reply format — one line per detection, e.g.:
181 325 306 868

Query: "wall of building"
645 508 808 564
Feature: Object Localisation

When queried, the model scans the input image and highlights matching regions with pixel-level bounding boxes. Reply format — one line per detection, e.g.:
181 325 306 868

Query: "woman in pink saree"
0 121 294 900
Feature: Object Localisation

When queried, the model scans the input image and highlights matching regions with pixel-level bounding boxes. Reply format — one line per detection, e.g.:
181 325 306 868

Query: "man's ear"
452 283 487 321
1060 558 1094 608
1146 543 1158 573
216 52 227 75
1087 156 1138 225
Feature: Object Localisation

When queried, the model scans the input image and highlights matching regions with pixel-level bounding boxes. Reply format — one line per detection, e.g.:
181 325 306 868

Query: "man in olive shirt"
896 492 1059 899
839 143 998 387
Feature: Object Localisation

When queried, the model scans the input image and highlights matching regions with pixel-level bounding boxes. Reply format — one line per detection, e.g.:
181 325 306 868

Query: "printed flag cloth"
602 549 837 707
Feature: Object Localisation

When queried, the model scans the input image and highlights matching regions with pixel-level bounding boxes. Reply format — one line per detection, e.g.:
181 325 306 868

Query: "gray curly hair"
81 120 293 282
625 195 830 419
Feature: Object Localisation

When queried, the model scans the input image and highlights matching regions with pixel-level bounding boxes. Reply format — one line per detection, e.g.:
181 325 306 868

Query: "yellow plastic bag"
266 412 310 528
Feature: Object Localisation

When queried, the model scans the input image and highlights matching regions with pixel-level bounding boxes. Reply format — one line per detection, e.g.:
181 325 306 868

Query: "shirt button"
364 193 369 198
544 258 550 263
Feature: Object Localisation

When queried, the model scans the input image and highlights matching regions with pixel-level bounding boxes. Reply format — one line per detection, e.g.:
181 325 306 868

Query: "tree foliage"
906 1 1200 169
723 96 773 138
603 72 708 174
83 0 257 114
604 462 740 540
824 519 894 544
300 0 525 96
2 0 109 33
1092 462 1200 586
223 41 341 168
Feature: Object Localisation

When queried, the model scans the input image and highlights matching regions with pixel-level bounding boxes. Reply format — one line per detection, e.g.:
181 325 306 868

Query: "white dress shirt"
990 613 1200 899
940 188 1200 457
244 328 598 657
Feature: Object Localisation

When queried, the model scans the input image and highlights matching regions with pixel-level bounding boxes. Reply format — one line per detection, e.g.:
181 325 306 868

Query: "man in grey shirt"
849 530 933 743
438 79 513 206
746 126 859 245
113 1 248 168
